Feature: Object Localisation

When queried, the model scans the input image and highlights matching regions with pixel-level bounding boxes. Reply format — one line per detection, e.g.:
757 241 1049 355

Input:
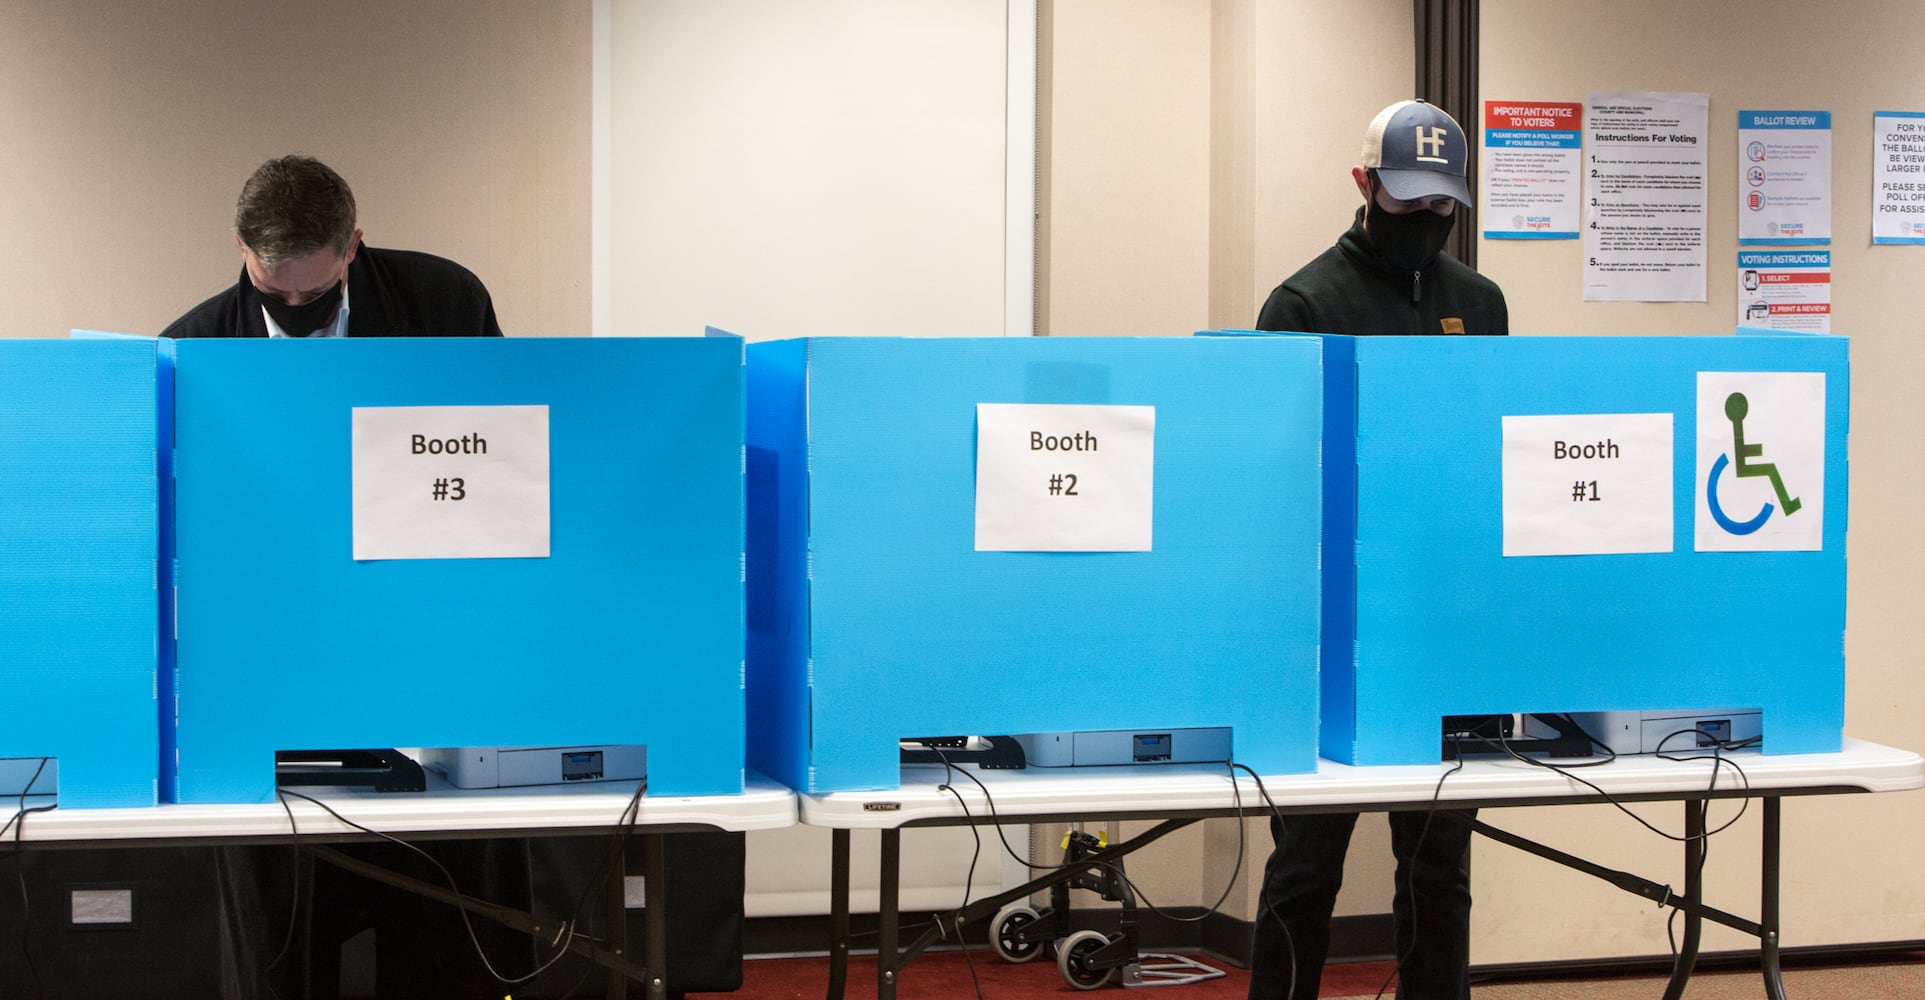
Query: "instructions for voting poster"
975 403 1154 552
1583 91 1709 302
1737 251 1831 332
1482 100 1583 239
1874 111 1925 244
353 404 551 560
1502 413 1674 557
1738 110 1832 245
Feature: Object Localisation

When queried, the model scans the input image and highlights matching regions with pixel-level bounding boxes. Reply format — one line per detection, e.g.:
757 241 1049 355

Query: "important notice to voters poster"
1738 251 1831 332
1483 100 1582 239
1874 111 1925 244
1583 91 1710 302
1738 111 1832 245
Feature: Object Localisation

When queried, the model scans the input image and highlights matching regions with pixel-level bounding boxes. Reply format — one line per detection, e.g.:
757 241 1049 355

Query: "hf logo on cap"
1360 99 1473 206
1415 126 1450 163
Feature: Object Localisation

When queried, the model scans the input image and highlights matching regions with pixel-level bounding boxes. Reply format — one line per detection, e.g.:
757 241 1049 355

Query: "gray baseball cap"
1359 100 1471 205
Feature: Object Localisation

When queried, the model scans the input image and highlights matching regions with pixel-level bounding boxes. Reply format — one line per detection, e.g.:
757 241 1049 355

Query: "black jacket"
1256 206 1507 336
161 244 504 339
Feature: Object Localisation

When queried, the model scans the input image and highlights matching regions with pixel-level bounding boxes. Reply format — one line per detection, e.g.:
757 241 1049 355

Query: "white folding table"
800 738 1924 1000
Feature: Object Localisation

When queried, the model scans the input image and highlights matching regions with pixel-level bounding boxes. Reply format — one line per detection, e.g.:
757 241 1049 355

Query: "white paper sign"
1873 110 1925 244
1502 413 1673 557
352 404 551 560
1583 91 1710 302
974 403 1154 552
1695 372 1825 552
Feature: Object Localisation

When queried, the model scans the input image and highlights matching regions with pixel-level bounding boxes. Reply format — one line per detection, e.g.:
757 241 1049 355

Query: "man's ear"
1351 166 1373 203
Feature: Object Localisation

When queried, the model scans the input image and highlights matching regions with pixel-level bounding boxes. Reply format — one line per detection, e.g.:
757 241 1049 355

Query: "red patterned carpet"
695 949 1925 1000
695 951 1389 1000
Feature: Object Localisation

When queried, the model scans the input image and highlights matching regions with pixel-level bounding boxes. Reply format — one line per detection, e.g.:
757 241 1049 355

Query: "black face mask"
258 280 344 337
1365 194 1456 272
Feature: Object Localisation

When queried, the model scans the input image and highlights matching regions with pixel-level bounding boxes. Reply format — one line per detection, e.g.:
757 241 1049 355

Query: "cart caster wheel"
1057 929 1114 990
990 903 1045 963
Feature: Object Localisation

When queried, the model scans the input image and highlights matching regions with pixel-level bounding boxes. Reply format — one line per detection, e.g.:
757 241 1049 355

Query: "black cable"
1371 756 1465 1000
3 758 55 1000
1111 760 1248 924
1229 763 1299 1000
1461 724 1752 842
1470 722 1757 960
0 757 53 844
274 785 648 987
259 791 308 1000
930 753 988 1000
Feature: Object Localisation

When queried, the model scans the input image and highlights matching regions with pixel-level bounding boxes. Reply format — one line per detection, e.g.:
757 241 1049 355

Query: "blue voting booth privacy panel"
1305 332 1848 765
0 338 168 808
746 336 1324 793
171 337 744 803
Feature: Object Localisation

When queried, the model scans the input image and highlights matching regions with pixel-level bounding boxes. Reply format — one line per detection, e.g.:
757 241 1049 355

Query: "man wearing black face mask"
161 155 503 339
154 155 522 999
1256 100 1507 338
1249 101 1504 1000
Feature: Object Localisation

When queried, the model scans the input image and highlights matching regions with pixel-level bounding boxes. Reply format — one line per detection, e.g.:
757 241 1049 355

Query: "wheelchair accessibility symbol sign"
1695 371 1825 551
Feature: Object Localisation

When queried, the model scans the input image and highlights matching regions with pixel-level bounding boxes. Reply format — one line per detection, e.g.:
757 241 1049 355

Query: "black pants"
1247 810 1474 1000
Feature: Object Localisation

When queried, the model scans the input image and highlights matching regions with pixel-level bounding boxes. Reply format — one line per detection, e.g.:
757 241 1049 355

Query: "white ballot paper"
975 402 1154 552
352 404 551 560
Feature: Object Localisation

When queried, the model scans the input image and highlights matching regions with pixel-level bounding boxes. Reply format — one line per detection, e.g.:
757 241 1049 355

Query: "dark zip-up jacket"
161 243 504 339
1255 206 1507 336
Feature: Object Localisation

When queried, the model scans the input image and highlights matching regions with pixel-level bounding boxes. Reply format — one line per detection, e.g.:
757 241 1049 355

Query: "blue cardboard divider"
0 337 171 808
1219 330 1849 765
745 336 1323 792
170 337 744 802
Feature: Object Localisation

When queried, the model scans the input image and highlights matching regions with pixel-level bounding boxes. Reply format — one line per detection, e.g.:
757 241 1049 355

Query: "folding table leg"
607 836 629 1000
1761 797 1786 1000
879 829 901 1000
1661 800 1707 1000
643 833 668 1000
828 828 852 1000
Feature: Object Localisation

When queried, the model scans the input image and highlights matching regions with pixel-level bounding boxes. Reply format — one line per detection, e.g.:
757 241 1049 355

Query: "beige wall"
1473 0 1925 963
1049 0 1414 926
605 0 1013 341
1048 0 1925 966
1045 0 1212 337
0 1 589 340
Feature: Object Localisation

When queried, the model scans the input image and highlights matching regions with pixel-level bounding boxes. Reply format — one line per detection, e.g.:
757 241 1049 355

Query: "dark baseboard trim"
752 909 1922 982
745 908 1398 970
1469 939 1925 983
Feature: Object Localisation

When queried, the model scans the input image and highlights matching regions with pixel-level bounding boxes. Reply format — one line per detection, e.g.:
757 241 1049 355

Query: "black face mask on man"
1364 179 1456 272
258 280 344 337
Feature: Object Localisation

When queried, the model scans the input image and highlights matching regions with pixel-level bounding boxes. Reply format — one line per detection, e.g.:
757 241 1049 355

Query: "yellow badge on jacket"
1440 317 1465 334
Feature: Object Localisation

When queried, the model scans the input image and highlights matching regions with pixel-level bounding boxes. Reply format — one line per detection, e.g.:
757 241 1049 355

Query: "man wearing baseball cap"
1249 100 1507 1000
1256 99 1507 337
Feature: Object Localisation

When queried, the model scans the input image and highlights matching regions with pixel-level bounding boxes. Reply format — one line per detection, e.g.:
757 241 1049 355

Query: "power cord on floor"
274 776 648 991
932 753 989 1000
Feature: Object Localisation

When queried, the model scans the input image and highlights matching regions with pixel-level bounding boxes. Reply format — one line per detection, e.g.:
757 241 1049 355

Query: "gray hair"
234 155 358 267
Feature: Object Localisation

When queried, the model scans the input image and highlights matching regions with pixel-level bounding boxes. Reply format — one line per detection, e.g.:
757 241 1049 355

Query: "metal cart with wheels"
989 828 1224 990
